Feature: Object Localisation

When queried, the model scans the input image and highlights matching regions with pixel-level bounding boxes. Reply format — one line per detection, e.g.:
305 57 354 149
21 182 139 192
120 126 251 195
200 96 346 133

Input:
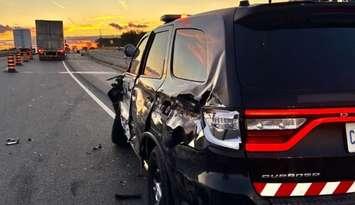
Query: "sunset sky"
0 0 267 49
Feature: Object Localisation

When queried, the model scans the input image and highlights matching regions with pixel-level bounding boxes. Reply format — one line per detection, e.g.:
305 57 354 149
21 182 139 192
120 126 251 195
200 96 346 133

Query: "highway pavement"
1 57 7 70
0 55 146 205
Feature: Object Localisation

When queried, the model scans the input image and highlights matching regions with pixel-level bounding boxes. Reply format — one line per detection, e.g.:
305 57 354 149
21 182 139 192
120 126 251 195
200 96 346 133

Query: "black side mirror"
124 44 138 58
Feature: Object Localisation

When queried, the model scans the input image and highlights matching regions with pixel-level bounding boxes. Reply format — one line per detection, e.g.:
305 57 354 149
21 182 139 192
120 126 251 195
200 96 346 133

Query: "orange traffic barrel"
29 51 33 60
16 53 23 65
7 54 17 73
22 52 29 62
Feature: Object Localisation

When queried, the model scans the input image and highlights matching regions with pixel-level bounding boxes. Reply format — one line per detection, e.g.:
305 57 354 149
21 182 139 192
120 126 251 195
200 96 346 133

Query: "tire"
111 117 128 146
148 147 173 205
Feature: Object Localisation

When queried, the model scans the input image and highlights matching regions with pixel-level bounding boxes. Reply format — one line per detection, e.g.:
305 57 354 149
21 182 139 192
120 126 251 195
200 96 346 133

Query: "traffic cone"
29 51 33 60
22 52 29 62
16 53 23 65
7 54 17 73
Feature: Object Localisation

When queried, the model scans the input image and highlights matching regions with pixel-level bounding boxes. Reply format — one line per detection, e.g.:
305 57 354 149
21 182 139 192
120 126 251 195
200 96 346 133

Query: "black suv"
109 2 355 204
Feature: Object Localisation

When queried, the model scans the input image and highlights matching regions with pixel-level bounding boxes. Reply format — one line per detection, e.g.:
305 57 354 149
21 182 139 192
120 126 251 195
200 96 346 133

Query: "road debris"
92 144 102 151
115 193 142 200
28 138 32 142
119 180 127 186
6 138 20 146
86 144 103 155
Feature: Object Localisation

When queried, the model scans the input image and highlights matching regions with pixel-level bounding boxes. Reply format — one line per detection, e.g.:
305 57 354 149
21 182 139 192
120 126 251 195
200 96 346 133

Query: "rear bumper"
39 53 65 60
174 171 268 205
172 146 355 205
269 195 355 205
184 179 355 205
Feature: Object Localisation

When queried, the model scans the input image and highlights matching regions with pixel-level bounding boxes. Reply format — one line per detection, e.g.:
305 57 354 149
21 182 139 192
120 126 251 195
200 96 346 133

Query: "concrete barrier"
86 48 130 71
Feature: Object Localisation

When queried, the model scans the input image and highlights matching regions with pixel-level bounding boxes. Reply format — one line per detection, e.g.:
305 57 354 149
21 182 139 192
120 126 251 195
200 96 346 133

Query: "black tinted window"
130 37 148 75
236 25 355 91
144 31 169 78
173 29 207 82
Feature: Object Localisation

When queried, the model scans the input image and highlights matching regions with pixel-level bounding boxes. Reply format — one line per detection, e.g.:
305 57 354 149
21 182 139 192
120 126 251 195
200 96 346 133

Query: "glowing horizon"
0 0 271 49
0 0 238 35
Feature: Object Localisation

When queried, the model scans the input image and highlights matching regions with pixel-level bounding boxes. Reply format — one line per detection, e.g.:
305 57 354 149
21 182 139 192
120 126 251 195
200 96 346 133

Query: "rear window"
235 10 355 92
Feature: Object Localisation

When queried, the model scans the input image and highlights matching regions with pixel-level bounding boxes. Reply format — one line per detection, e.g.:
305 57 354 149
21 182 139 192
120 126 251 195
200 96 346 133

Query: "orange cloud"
109 22 149 32
0 25 12 33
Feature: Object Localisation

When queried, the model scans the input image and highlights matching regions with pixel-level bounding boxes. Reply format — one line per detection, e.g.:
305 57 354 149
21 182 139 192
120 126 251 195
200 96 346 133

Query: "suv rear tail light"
246 118 306 145
203 109 242 150
247 118 306 130
245 107 355 152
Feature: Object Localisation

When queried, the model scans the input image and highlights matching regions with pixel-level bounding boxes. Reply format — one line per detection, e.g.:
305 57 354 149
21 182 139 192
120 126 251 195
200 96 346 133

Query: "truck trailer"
35 20 65 61
13 28 32 51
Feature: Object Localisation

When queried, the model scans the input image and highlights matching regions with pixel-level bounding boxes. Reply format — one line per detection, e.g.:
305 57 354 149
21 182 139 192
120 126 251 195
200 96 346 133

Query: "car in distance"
109 1 355 204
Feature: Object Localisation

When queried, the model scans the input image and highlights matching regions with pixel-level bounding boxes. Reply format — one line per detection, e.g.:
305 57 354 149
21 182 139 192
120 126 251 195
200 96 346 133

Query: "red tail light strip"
245 107 355 152
245 107 355 118
254 181 355 197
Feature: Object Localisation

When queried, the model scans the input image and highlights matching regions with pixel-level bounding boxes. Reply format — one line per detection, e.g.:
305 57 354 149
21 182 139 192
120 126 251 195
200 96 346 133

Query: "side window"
143 31 169 78
172 29 207 82
130 37 149 75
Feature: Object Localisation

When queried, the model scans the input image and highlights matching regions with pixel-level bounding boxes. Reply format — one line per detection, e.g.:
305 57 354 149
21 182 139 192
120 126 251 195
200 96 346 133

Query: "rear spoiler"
235 1 355 29
235 1 355 21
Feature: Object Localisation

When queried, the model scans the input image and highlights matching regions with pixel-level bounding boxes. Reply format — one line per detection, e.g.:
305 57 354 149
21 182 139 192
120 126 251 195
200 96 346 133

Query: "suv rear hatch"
235 2 355 198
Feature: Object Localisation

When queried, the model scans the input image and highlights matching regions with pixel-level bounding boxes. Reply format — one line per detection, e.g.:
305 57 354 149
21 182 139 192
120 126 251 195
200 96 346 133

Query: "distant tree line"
96 30 146 48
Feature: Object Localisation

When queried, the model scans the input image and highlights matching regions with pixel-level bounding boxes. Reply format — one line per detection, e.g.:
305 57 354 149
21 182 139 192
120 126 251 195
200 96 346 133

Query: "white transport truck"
13 28 32 50
35 20 65 61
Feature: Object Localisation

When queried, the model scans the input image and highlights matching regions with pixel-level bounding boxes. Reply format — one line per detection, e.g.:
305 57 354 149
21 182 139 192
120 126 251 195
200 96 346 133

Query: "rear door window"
172 29 207 82
143 31 170 78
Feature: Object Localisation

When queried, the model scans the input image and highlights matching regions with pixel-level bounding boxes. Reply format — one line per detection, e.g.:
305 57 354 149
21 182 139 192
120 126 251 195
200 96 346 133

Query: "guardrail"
85 48 130 71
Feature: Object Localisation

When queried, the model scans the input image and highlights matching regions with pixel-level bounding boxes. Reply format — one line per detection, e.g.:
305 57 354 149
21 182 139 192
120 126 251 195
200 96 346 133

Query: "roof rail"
242 0 353 7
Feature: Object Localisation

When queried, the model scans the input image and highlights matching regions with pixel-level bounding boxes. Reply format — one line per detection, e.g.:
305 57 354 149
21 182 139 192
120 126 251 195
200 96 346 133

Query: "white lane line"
19 71 116 74
62 61 116 119
58 71 117 74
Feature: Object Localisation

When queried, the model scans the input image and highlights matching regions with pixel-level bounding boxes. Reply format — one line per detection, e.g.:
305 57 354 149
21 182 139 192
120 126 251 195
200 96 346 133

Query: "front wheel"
148 147 173 205
111 117 128 146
